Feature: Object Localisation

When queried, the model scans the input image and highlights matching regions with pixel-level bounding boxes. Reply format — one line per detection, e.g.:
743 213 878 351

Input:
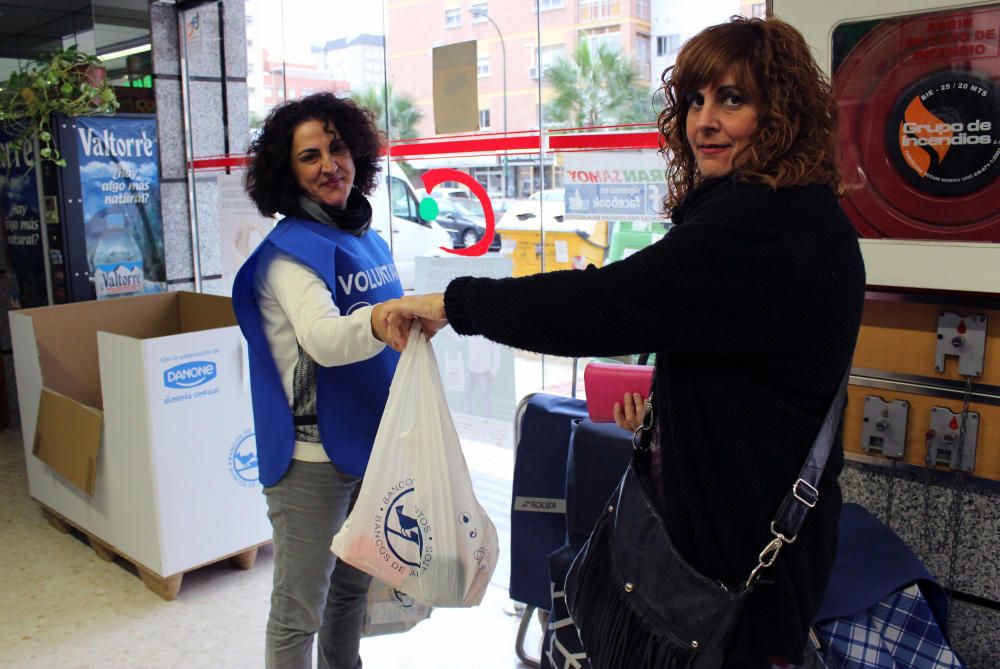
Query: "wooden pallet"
38 501 268 601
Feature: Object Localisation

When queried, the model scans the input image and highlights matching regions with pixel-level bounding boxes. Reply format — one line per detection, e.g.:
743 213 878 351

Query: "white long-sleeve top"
254 248 386 462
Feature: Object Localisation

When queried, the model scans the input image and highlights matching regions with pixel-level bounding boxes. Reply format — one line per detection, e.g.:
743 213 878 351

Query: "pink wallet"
583 362 654 423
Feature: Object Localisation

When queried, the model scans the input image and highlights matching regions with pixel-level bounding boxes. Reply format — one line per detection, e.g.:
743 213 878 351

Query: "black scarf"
296 188 372 236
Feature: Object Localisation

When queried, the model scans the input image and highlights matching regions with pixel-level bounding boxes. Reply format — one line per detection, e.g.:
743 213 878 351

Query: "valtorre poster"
0 127 47 307
75 116 166 298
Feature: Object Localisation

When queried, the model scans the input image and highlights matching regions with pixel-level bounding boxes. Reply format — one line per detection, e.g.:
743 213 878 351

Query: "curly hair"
657 16 841 212
245 92 383 217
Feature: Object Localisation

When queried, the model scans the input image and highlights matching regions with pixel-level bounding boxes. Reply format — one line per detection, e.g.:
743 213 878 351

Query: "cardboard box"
10 292 270 579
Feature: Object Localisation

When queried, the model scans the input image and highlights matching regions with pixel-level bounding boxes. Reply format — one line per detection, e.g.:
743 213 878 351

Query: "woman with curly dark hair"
231 92 400 669
378 15 866 668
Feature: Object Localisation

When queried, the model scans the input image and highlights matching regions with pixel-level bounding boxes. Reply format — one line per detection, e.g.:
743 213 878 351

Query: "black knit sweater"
444 176 866 667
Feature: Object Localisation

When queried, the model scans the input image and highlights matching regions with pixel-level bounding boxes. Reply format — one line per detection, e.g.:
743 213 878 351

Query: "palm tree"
544 42 657 128
352 83 422 140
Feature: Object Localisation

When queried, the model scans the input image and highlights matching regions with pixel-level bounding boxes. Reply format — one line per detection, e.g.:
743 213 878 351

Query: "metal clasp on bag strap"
769 521 796 544
742 367 851 592
745 502 812 589
742 487 811 589
745 536 784 590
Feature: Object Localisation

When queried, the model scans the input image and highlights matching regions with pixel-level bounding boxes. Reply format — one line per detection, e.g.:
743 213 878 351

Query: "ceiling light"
98 44 152 61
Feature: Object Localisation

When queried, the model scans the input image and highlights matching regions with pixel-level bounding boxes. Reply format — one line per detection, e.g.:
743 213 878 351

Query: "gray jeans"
263 460 372 669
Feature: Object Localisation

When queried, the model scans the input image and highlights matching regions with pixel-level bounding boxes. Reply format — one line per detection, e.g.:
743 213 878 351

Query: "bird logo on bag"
390 504 423 557
384 488 431 570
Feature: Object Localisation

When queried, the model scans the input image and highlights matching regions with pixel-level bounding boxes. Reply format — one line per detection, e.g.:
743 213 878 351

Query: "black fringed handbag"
564 371 849 669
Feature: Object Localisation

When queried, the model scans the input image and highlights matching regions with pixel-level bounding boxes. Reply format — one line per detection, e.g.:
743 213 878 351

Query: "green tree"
544 42 658 128
249 110 266 130
352 83 422 140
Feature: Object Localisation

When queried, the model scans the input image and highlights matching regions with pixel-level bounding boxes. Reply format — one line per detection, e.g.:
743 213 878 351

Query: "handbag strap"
745 367 851 589
631 364 853 590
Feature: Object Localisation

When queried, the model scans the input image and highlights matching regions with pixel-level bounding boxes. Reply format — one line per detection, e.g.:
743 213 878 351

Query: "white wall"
772 0 999 74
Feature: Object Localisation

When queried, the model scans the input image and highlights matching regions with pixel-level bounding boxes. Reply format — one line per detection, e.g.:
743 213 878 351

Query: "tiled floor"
0 427 546 668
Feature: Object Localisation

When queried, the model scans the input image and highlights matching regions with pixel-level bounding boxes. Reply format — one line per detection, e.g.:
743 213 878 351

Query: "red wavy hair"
657 16 841 212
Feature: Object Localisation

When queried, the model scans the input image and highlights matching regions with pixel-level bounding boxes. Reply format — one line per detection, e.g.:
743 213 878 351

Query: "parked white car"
497 188 566 230
370 161 453 291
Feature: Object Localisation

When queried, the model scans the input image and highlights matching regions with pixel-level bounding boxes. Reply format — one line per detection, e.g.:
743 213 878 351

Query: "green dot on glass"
418 197 439 222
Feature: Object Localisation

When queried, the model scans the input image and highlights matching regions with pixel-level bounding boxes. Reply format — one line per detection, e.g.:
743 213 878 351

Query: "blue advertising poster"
75 116 166 299
563 151 669 222
565 183 652 218
0 129 47 308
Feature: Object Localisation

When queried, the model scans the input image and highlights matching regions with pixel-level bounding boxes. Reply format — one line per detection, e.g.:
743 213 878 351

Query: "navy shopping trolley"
509 393 587 667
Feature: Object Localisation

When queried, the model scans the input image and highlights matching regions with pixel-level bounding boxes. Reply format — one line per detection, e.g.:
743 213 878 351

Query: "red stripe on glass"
549 131 660 151
187 127 663 170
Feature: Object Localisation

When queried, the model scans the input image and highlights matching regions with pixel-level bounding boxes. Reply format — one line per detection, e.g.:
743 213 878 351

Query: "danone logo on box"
163 360 217 389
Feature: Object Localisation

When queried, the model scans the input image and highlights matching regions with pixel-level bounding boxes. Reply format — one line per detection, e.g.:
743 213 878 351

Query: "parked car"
430 196 502 251
497 188 566 230
369 162 454 290
415 186 511 219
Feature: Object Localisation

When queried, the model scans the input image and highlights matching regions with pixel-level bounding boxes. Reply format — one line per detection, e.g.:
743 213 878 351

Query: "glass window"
635 0 650 20
533 44 565 80
656 33 680 57
751 3 766 18
479 108 491 128
471 166 503 198
535 0 566 10
636 33 651 81
477 56 491 77
390 176 418 220
578 0 620 23
470 3 488 22
445 8 461 29
579 25 622 53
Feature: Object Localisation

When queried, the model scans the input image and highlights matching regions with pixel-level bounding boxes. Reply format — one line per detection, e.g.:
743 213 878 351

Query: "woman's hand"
370 302 394 346
377 293 448 351
613 392 647 432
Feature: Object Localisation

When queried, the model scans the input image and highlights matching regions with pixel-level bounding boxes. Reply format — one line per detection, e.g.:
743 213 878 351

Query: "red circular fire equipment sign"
835 6 1000 240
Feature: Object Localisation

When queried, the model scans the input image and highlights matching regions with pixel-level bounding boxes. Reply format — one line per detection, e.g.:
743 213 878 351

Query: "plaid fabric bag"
814 584 965 669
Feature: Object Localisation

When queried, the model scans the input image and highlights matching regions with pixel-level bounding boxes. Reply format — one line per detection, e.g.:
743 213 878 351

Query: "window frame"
470 2 488 22
534 0 566 11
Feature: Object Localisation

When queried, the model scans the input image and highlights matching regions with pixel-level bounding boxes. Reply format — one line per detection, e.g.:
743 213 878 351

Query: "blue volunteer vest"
232 216 402 486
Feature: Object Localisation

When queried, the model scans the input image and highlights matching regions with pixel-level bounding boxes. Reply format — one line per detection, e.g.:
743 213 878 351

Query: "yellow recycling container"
498 220 608 277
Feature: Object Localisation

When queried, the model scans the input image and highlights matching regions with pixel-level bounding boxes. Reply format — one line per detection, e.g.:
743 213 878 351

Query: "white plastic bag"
362 579 432 637
331 323 499 607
